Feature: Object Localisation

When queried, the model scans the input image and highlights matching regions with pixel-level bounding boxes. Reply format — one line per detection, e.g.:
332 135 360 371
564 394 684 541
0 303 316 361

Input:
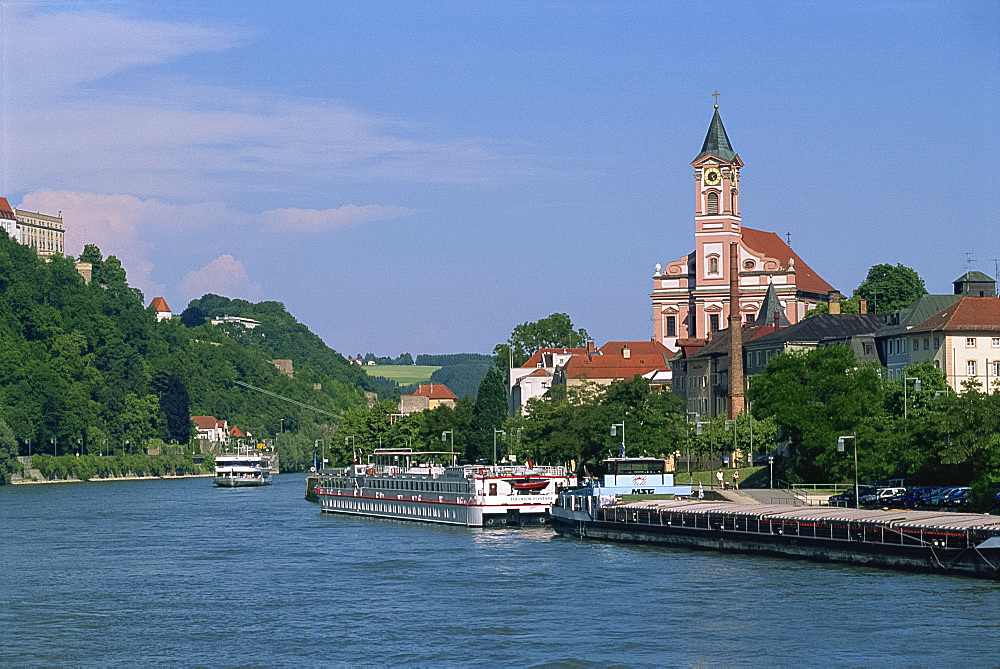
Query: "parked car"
928 487 959 507
829 486 876 507
900 486 934 508
860 487 906 506
943 487 970 507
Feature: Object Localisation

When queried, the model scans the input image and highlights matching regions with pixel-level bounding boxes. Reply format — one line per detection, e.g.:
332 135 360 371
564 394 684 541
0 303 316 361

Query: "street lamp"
441 430 454 464
610 421 625 457
903 376 921 419
493 429 506 465
52 437 56 456
315 438 326 470
837 434 859 508
724 419 737 468
685 411 699 483
344 435 355 464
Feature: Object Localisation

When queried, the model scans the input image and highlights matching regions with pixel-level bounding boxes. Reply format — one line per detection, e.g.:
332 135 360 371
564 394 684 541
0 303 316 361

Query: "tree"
180 305 207 328
853 264 927 313
803 296 863 319
747 345 886 482
493 313 590 374
470 366 509 462
0 419 18 484
152 373 192 444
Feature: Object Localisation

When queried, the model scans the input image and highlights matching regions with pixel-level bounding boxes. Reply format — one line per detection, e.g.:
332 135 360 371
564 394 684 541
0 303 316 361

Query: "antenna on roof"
965 252 976 268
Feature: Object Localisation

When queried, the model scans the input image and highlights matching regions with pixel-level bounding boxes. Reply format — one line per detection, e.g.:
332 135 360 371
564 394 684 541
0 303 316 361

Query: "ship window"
489 483 498 496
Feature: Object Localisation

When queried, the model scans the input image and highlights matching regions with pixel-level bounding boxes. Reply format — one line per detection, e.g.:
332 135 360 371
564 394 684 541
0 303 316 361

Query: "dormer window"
707 192 719 215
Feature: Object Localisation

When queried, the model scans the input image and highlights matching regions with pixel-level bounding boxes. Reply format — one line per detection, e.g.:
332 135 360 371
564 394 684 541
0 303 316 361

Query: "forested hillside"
0 236 373 480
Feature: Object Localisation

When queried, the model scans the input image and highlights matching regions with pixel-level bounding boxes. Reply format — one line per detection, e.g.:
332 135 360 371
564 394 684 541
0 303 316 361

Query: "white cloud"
263 205 413 232
0 6 536 201
179 255 261 304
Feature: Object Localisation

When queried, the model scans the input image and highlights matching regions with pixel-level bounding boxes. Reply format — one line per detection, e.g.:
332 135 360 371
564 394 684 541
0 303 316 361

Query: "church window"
708 256 719 274
707 192 719 215
743 259 755 270
666 316 676 337
709 314 720 332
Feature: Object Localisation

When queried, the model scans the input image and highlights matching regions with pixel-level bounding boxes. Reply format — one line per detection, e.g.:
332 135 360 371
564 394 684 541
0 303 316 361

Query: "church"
650 102 835 351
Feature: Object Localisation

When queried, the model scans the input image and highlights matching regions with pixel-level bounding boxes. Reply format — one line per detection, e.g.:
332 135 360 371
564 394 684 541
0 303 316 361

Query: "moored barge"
551 495 1000 579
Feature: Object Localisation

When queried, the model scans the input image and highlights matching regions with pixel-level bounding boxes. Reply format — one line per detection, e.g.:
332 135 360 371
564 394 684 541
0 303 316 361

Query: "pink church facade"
651 105 835 351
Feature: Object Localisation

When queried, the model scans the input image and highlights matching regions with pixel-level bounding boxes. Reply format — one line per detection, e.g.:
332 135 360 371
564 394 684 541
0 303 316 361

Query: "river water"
2 474 998 666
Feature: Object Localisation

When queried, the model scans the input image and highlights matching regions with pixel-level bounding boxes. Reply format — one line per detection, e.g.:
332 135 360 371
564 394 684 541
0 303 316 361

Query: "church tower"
688 100 743 338
651 98 834 354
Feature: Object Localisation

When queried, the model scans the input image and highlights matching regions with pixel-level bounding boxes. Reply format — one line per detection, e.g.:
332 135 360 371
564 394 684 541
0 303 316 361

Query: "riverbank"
11 472 216 485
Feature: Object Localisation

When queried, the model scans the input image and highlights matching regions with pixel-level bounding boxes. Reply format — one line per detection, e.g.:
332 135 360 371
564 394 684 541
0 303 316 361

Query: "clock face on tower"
704 168 721 186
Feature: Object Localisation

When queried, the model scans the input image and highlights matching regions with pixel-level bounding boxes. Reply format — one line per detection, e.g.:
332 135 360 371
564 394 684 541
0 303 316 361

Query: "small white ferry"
316 448 576 527
214 449 272 487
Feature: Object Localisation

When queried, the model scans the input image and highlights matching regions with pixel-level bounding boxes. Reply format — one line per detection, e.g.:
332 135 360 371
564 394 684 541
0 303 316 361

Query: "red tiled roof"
229 426 245 437
148 296 171 312
520 347 588 368
564 351 670 380
527 368 551 378
909 297 1000 333
0 197 15 220
191 415 221 430
742 227 834 296
598 340 674 360
409 384 457 400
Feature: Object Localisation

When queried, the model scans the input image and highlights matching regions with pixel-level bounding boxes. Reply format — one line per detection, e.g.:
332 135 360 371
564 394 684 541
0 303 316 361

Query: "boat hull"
319 490 552 528
214 477 271 488
551 502 1000 579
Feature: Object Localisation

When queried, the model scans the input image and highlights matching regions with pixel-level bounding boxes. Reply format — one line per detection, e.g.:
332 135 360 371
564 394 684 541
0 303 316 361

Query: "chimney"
622 345 630 359
828 290 842 315
859 299 867 314
728 241 745 418
586 341 595 354
774 311 780 329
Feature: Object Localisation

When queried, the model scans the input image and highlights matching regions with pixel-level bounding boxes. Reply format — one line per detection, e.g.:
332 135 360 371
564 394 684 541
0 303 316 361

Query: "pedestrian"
733 469 740 490
698 481 704 500
716 469 724 490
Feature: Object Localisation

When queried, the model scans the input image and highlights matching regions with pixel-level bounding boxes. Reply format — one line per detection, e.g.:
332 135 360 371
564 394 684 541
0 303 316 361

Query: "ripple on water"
3 475 999 666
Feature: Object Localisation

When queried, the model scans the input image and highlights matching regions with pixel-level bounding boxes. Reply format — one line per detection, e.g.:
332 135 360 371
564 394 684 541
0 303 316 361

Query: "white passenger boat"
316 448 576 527
214 449 272 487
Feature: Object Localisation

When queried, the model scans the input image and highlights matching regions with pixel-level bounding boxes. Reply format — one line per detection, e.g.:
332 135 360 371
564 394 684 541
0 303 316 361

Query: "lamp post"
315 438 326 471
610 421 625 457
725 419 737 468
748 402 754 465
903 376 921 419
685 411 699 483
837 434 858 508
441 430 454 464
102 438 107 457
493 429 506 465
344 435 355 465
52 438 56 456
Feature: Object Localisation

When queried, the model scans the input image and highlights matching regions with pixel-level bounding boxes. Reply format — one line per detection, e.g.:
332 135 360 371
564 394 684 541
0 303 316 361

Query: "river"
2 474 998 666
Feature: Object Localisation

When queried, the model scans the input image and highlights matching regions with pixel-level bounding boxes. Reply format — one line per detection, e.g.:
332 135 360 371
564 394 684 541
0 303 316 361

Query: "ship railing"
596 505 989 553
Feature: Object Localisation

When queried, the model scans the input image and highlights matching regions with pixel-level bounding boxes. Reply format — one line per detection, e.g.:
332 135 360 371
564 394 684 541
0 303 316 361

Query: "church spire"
694 105 737 163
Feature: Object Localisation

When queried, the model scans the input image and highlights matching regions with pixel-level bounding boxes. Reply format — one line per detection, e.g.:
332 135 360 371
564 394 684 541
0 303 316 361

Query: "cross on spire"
712 90 720 109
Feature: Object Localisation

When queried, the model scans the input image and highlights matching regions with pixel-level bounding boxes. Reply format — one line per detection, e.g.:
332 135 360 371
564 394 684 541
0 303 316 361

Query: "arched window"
708 256 719 274
707 192 719 215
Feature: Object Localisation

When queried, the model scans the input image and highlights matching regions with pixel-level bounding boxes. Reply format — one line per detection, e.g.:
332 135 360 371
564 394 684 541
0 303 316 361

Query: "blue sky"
1 1 997 356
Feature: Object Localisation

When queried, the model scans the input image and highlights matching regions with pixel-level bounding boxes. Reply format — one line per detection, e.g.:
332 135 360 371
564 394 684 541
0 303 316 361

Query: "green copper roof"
694 108 737 162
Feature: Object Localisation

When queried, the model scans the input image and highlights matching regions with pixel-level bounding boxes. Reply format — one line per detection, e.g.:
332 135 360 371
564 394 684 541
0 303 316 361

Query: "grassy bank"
364 364 440 384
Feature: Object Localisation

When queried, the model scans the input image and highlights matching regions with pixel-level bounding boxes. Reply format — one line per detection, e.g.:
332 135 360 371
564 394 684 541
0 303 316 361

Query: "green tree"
470 366 509 462
747 345 886 482
493 313 590 374
152 372 192 444
0 419 19 483
853 263 927 313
